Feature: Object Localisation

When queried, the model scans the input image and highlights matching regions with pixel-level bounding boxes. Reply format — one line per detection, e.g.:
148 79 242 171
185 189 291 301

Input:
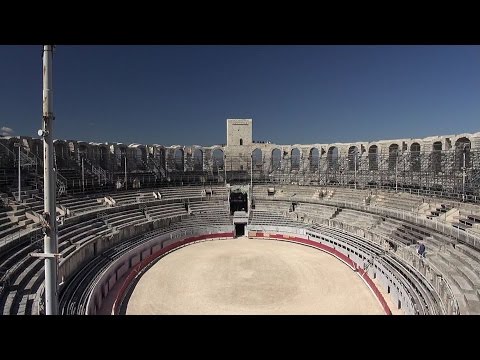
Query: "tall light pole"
14 142 21 202
40 45 58 315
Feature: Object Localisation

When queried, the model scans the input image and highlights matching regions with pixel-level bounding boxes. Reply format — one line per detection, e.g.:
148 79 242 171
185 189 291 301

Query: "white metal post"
41 45 58 315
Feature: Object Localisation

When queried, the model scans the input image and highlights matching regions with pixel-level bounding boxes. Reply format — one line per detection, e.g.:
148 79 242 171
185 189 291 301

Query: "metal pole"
41 45 58 315
81 157 85 193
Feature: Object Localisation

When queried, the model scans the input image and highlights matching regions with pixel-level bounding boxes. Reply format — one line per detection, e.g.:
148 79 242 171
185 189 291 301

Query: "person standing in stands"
418 243 426 257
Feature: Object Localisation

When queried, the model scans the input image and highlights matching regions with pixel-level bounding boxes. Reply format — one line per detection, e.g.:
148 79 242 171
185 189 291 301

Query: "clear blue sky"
0 45 478 146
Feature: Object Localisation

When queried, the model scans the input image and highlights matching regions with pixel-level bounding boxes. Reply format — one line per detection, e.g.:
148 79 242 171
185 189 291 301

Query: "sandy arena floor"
126 237 385 315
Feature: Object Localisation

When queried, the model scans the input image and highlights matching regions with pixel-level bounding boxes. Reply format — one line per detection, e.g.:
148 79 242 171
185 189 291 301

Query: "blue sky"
0 45 478 146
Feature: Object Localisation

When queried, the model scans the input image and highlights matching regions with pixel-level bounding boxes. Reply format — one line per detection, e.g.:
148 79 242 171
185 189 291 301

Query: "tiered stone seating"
429 249 480 314
328 188 368 204
249 210 307 228
145 202 188 220
374 192 423 212
58 196 107 214
158 186 206 200
0 206 17 238
254 200 292 213
294 202 336 220
334 209 381 229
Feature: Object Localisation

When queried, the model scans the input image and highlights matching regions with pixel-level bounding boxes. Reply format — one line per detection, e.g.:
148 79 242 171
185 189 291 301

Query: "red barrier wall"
112 231 391 315
251 232 392 315
112 232 234 314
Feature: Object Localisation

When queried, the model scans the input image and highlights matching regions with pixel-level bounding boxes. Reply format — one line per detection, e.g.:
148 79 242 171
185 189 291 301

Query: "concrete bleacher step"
69 224 108 244
75 228 112 246
3 291 17 315
456 244 480 262
435 252 477 291
0 221 14 232
13 258 43 288
427 254 470 312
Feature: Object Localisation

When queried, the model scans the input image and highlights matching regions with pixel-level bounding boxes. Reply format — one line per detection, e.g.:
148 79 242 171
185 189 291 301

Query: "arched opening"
240 138 243 146
388 144 399 171
134 147 143 163
252 148 262 170
369 145 378 171
54 142 66 168
271 148 281 170
432 141 442 172
31 139 43 159
174 148 184 171
291 148 300 170
68 142 75 157
348 146 358 171
410 143 421 172
79 144 88 160
212 148 224 170
119 147 127 163
193 148 203 171
154 146 166 171
99 146 109 169
309 148 319 171
327 146 338 170
455 137 471 170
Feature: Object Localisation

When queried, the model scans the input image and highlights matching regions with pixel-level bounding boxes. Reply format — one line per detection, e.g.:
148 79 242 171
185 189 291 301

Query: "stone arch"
54 140 68 168
31 139 43 159
291 148 300 170
348 146 358 171
98 145 109 169
193 148 203 171
153 145 166 170
309 147 319 171
327 146 338 170
174 148 184 171
252 148 262 169
432 141 442 172
388 144 399 171
455 137 471 170
410 142 421 172
78 142 90 161
271 148 281 170
212 148 224 170
368 145 378 171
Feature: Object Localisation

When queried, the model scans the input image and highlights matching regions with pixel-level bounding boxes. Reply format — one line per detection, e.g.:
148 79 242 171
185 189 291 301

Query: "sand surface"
126 237 384 315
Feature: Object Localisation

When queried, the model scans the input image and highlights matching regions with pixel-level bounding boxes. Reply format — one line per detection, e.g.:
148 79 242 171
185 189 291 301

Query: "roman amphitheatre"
1 116 480 315
1 46 480 315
